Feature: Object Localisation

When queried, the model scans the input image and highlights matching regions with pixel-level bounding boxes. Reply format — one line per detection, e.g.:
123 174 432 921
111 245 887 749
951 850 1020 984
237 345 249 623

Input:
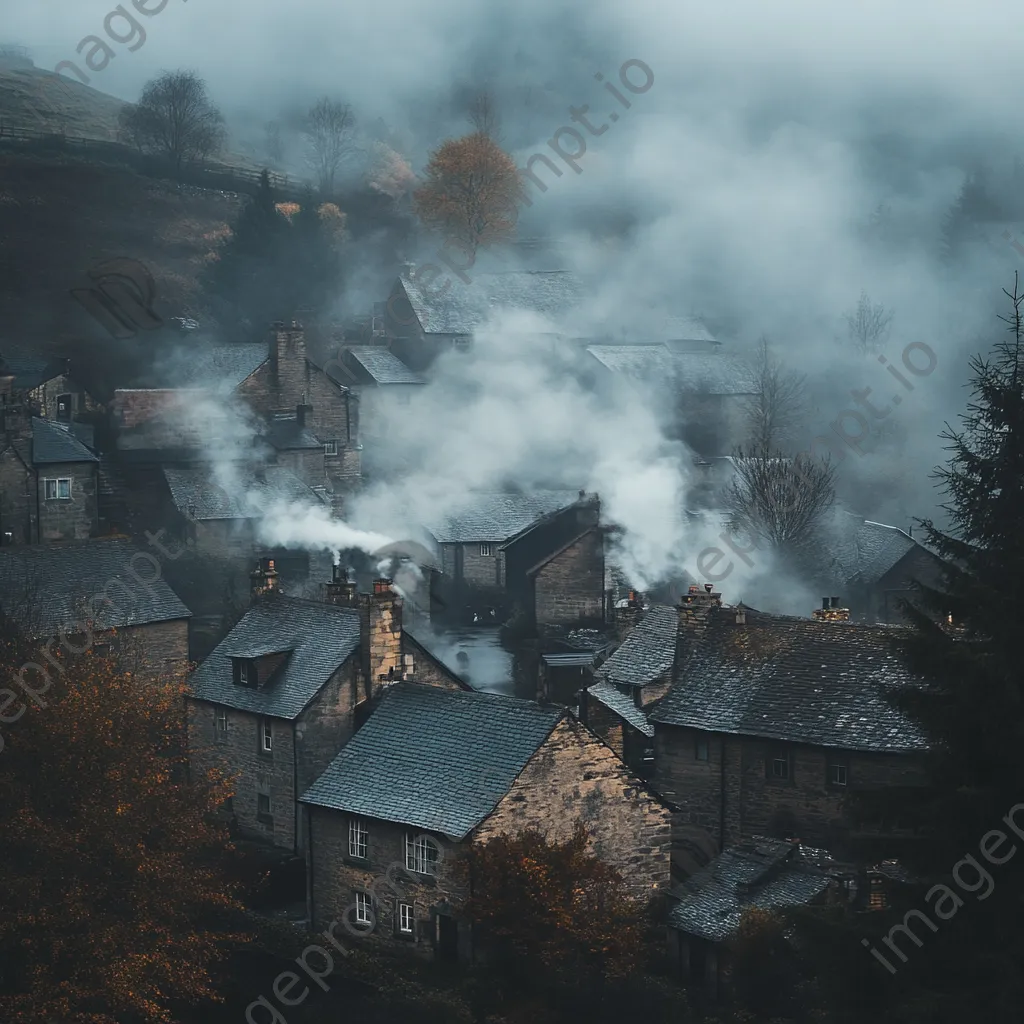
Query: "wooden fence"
0 124 307 199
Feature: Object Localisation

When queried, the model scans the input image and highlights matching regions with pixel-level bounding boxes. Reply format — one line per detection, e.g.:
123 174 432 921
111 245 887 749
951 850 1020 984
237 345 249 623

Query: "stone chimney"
360 578 404 694
269 321 308 404
615 589 644 641
250 557 279 600
812 596 850 622
679 583 722 634
325 563 359 606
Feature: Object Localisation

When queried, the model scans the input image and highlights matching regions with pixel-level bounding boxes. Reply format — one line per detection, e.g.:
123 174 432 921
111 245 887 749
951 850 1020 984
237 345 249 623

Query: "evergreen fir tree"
890 274 1024 860
940 168 1003 264
202 169 290 336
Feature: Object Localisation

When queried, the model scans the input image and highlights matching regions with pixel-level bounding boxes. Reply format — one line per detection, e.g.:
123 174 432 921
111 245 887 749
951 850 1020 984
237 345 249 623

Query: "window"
324 440 338 456
216 709 228 735
829 763 848 787
348 817 368 859
398 903 414 934
695 738 709 762
405 834 440 876
354 891 373 926
261 718 273 753
258 793 272 816
44 478 72 500
479 544 492 557
236 659 257 687
769 752 790 780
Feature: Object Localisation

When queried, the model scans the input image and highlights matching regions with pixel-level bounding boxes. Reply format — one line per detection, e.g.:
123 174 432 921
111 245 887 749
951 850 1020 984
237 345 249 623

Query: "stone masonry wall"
533 529 605 628
654 723 929 852
37 461 96 541
187 700 298 853
0 445 35 543
307 808 464 958
476 717 673 899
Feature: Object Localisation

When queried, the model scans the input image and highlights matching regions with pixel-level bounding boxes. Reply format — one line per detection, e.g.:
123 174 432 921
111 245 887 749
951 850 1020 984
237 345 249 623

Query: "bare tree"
743 336 807 452
117 70 225 172
467 88 501 141
303 97 355 195
843 290 894 355
724 445 837 554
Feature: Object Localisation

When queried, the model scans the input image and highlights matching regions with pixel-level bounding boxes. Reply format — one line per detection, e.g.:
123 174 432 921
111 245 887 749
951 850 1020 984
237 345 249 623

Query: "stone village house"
0 416 99 545
300 681 673 962
185 566 467 856
579 586 930 874
0 537 192 683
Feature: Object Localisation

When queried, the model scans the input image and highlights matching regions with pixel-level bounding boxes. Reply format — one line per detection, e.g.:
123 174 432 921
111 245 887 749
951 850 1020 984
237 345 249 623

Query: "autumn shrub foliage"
0 630 242 1024
413 132 523 255
460 821 645 983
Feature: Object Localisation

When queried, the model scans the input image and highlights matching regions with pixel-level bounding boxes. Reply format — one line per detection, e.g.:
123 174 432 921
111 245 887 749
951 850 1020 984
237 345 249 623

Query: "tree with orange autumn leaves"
0 625 244 1024
413 132 523 256
458 821 646 984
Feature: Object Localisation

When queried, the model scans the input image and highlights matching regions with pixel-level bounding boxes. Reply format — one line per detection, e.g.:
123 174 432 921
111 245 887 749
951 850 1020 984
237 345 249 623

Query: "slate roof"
661 315 717 344
585 345 757 395
586 681 655 738
672 352 758 394
850 521 921 584
668 838 831 942
344 346 426 385
425 490 582 544
132 344 267 391
31 418 98 464
399 270 584 334
189 596 361 718
597 604 678 688
163 466 321 520
650 607 928 752
260 416 322 451
0 348 65 389
0 539 192 635
301 683 564 839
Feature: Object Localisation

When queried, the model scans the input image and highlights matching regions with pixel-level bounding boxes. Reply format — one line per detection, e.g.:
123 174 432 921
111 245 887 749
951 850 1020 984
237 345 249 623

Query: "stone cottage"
186 572 467 855
0 537 192 682
300 682 672 962
650 586 931 859
1 417 99 544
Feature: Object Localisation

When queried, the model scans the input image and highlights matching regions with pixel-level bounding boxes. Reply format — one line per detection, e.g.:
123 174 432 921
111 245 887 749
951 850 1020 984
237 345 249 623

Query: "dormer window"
234 658 258 687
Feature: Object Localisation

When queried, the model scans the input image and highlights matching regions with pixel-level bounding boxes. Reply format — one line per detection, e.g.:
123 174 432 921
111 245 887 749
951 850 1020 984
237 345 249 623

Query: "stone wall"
307 809 465 958
187 700 299 852
477 717 672 899
37 461 96 541
0 444 35 543
532 528 605 628
654 723 929 851
119 618 190 683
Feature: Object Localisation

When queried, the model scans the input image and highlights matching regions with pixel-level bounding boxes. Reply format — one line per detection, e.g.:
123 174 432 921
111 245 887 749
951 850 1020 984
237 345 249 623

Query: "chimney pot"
704 583 713 594
821 598 830 610
373 578 393 595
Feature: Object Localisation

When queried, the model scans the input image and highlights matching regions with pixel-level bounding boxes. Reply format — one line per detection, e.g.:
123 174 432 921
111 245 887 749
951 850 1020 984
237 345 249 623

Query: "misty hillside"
0 63 124 139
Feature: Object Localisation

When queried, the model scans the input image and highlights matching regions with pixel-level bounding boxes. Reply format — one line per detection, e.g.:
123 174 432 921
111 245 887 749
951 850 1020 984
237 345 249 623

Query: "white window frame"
261 718 273 753
257 792 272 816
44 477 72 500
398 903 414 934
324 440 338 456
479 543 492 557
216 709 228 735
405 834 439 876
354 891 373 926
771 755 790 780
239 661 255 687
348 817 368 859
829 763 848 787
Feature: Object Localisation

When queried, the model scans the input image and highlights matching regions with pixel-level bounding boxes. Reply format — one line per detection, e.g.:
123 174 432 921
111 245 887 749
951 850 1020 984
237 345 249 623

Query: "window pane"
58 479 71 498
45 480 56 499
